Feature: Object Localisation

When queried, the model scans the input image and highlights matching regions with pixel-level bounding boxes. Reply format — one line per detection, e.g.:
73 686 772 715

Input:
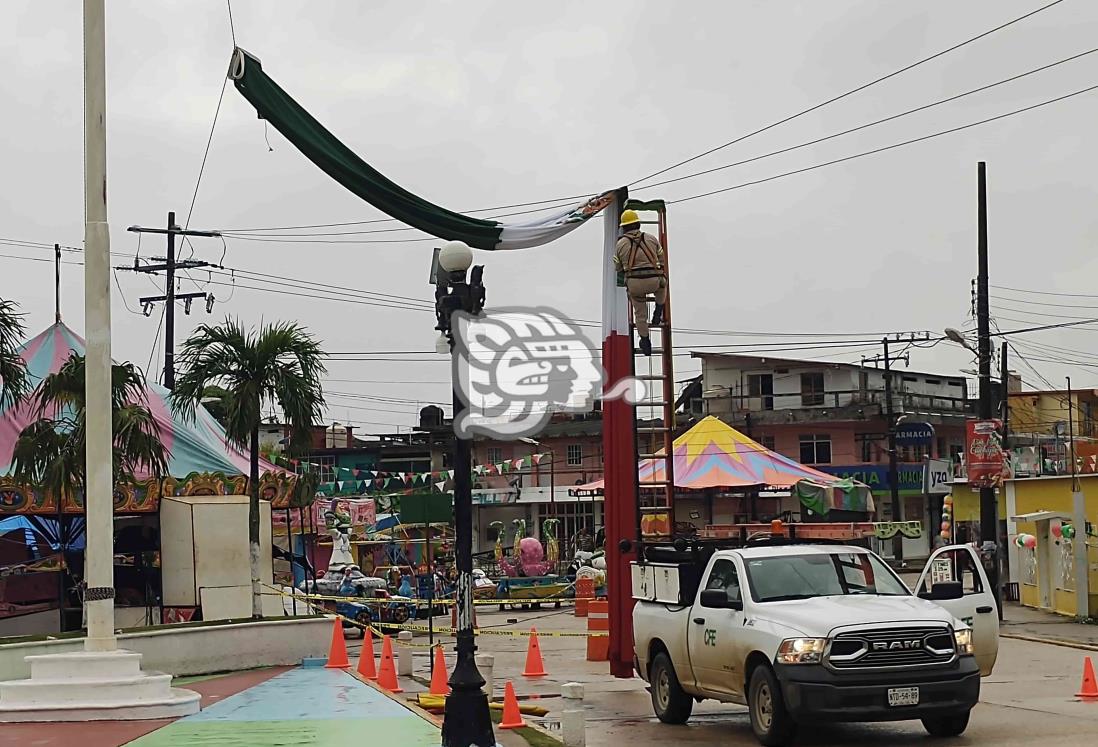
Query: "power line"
628 0 1067 187
993 284 1098 299
668 81 1098 205
640 44 1098 193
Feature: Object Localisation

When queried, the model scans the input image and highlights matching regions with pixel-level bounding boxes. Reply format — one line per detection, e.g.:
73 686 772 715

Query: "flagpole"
82 0 116 653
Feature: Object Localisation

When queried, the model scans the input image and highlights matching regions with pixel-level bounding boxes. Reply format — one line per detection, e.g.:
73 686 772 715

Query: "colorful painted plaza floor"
126 666 441 746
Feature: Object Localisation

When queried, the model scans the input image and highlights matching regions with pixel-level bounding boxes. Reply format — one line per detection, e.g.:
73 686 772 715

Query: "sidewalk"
1001 602 1098 650
126 666 442 746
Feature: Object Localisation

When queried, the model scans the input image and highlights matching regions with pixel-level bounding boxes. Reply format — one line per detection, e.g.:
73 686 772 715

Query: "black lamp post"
434 240 494 747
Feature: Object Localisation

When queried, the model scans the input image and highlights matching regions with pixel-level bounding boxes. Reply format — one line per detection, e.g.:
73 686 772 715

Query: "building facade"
691 352 971 559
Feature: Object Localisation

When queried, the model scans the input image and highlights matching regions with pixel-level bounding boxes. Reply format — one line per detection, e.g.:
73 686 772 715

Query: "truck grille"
827 626 955 670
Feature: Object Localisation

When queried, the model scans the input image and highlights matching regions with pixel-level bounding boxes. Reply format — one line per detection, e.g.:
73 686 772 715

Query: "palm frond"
0 298 30 410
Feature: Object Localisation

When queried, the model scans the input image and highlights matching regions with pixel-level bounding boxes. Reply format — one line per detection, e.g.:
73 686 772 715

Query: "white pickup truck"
632 540 999 746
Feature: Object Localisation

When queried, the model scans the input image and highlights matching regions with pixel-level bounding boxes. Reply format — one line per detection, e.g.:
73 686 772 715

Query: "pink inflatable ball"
940 529 951 539
940 521 952 532
1023 534 1038 549
1052 524 1063 539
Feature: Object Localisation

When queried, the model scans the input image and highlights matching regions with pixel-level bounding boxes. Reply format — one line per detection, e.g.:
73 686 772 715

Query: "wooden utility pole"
124 213 220 388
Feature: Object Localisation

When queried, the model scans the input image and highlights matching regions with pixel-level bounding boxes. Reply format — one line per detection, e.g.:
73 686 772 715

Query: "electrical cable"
629 0 1067 187
668 82 1098 205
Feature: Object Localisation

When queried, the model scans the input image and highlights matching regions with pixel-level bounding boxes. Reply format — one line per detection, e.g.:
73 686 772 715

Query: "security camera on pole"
433 241 495 747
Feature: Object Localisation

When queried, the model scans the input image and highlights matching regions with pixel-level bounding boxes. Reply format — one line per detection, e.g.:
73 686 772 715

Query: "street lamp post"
434 241 494 747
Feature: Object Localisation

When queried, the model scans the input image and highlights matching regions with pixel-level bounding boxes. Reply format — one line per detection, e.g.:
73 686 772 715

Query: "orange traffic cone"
324 617 350 669
1077 656 1098 699
377 635 403 693
357 627 377 680
429 645 450 695
522 628 547 677
499 681 525 729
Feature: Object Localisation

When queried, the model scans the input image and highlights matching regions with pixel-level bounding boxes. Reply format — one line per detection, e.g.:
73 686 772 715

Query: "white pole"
83 0 116 653
1073 489 1089 618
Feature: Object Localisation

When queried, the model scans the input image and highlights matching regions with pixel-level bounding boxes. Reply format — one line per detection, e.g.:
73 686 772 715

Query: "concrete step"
0 673 174 706
27 650 143 681
0 687 200 722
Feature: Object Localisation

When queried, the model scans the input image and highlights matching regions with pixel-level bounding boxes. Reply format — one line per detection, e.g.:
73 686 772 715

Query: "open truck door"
916 544 999 676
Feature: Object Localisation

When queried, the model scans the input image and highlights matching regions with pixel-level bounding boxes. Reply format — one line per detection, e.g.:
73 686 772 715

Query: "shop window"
486 446 502 464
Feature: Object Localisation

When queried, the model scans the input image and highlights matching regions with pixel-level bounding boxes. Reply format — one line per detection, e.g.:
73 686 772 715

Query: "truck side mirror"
918 580 963 601
700 589 743 610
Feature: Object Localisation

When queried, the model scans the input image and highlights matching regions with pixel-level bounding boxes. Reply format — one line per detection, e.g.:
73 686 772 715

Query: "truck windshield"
744 552 910 603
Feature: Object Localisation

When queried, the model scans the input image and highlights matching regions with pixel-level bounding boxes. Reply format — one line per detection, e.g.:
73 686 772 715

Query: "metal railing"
706 388 969 415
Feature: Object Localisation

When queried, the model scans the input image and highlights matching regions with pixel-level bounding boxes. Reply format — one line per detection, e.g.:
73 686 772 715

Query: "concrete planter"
0 616 331 682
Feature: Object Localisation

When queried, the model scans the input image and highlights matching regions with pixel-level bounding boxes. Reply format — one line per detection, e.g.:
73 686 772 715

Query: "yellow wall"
1009 474 1098 617
950 485 1006 523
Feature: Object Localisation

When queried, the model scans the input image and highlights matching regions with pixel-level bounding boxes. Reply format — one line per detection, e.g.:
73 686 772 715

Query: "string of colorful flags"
272 452 552 496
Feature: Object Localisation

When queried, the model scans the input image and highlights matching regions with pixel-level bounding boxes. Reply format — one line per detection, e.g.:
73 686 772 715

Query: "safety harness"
623 232 664 279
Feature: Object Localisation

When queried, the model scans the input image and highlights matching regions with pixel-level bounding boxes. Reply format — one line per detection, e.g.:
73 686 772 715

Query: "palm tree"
171 319 326 617
0 297 29 409
10 354 170 509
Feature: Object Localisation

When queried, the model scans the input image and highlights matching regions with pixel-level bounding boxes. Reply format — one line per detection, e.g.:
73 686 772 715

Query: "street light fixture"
433 241 494 747
944 327 978 353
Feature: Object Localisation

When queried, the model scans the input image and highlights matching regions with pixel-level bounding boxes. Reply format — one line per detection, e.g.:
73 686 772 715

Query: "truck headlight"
777 638 827 664
953 629 975 656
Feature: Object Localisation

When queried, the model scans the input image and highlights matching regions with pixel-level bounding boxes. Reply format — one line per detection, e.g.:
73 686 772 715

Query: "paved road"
421 607 1098 746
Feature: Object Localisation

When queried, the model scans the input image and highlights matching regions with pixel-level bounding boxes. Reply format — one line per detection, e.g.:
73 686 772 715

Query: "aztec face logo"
450 307 645 439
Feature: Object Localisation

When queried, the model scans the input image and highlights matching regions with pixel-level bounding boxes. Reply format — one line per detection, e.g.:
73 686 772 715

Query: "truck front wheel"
649 652 692 724
921 710 971 738
748 665 796 747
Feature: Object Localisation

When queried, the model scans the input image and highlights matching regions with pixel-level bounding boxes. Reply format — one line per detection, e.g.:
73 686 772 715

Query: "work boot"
650 304 665 327
639 336 652 356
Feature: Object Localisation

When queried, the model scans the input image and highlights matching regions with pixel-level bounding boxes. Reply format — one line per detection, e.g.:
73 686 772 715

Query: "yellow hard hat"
619 209 640 227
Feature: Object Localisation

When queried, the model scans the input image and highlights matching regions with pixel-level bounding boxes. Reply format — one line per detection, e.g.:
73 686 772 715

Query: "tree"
171 318 326 617
10 354 169 508
0 297 29 410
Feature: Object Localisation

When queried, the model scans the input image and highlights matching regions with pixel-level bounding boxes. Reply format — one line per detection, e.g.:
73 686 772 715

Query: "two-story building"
690 352 970 560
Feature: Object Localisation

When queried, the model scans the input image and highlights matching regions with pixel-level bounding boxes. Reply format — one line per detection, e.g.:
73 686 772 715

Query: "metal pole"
439 265 494 747
54 243 62 324
164 211 176 390
884 337 903 564
443 382 494 746
82 0 116 653
1067 377 1089 617
976 161 1002 615
285 507 296 615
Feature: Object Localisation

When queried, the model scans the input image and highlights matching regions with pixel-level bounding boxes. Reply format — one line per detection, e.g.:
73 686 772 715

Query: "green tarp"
229 48 617 251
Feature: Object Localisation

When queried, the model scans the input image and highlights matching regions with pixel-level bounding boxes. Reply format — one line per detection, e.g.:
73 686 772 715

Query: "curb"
1000 631 1098 653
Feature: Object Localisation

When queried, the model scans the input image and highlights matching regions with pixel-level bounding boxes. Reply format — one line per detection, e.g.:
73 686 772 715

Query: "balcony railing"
708 388 969 416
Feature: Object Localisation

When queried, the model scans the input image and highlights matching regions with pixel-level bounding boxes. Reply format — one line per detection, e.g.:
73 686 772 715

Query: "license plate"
887 687 920 707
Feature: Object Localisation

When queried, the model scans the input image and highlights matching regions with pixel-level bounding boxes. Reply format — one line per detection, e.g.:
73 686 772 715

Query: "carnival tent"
573 416 847 493
0 323 282 480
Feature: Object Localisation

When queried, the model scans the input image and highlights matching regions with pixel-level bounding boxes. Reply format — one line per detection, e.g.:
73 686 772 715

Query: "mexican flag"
229 48 618 251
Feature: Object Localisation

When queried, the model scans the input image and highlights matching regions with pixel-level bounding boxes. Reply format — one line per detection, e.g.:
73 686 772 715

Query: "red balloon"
1052 524 1063 538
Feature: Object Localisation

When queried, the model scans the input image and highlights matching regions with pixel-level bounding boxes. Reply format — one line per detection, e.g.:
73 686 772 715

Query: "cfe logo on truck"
704 628 717 646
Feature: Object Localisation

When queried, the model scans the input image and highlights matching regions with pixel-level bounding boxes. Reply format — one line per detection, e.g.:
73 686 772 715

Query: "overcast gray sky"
3 0 1098 432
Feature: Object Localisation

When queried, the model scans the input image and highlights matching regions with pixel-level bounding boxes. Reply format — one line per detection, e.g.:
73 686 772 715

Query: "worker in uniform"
614 209 667 355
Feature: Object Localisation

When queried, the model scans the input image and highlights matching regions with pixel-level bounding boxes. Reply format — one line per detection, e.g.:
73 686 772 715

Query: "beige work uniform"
614 230 667 338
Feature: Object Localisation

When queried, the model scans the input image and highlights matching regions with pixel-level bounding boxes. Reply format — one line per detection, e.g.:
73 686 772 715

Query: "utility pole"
863 338 911 565
1066 376 1090 617
54 243 62 323
975 161 1002 615
124 213 220 388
